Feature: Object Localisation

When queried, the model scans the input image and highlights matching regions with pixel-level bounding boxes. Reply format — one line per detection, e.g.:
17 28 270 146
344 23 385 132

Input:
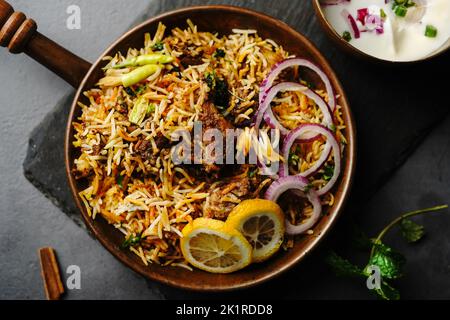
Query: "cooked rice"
72 20 346 268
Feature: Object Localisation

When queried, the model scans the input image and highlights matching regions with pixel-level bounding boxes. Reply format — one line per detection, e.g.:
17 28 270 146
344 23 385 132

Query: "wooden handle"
0 0 91 88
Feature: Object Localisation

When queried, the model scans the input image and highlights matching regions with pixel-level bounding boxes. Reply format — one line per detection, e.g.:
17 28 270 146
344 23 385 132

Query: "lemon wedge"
180 218 252 273
226 199 285 263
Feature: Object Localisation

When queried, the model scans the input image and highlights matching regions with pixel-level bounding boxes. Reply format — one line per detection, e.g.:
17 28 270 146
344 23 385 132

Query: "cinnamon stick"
38 247 64 300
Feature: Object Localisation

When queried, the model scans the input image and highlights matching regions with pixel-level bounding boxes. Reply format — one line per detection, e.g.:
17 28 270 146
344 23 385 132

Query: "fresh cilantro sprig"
325 204 448 300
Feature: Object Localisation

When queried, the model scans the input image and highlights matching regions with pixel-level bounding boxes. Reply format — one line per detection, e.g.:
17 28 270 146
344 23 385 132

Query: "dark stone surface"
22 0 450 299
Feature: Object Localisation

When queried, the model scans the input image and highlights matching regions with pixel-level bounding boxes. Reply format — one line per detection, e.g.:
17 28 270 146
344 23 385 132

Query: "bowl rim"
311 0 450 64
64 4 357 291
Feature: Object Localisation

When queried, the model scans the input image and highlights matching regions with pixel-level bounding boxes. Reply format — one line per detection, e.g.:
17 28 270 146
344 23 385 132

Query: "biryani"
72 20 346 272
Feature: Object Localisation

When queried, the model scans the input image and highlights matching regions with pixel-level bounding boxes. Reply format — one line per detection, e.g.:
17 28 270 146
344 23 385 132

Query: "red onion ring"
261 82 333 140
259 58 336 112
278 124 341 196
265 175 322 235
279 139 332 178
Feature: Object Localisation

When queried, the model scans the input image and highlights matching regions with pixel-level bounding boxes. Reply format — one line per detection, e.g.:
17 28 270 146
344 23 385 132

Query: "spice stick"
38 247 64 300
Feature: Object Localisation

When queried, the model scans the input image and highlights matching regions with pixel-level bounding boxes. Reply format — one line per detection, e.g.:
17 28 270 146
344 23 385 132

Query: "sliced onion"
261 82 333 141
265 175 322 235
279 140 332 178
357 8 369 25
365 14 384 34
279 124 341 196
259 58 336 112
255 82 305 131
341 9 361 39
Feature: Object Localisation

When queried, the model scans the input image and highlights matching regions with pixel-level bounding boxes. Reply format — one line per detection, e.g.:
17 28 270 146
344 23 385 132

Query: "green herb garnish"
393 5 408 17
342 31 352 42
117 175 124 188
248 168 258 178
325 204 448 300
121 233 143 249
322 165 334 181
289 153 300 165
204 71 230 109
213 48 226 58
400 218 425 243
380 9 387 19
152 41 164 51
425 25 437 38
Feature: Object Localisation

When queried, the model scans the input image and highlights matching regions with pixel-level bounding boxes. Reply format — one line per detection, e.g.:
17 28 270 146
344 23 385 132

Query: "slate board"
23 0 450 299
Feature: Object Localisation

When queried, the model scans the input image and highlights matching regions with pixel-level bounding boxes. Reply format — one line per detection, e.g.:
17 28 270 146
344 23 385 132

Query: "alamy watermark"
366 265 381 290
66 5 81 30
66 265 81 290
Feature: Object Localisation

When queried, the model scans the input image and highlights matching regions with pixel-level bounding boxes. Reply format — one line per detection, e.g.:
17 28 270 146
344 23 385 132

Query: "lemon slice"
180 218 252 273
226 199 285 263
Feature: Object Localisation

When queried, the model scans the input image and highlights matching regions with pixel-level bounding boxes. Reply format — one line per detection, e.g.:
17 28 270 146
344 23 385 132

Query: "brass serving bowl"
1 2 356 291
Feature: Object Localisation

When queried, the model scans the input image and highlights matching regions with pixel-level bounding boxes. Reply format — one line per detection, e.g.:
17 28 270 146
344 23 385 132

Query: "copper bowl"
1 2 356 291
312 0 450 64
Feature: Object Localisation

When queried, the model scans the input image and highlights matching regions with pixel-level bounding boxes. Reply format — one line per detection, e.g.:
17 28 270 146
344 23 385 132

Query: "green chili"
394 5 408 17
113 53 174 69
129 96 150 125
122 64 160 87
425 25 437 38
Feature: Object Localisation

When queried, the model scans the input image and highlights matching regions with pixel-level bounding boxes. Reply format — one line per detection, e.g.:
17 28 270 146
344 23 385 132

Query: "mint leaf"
400 218 425 243
325 251 365 277
368 243 405 279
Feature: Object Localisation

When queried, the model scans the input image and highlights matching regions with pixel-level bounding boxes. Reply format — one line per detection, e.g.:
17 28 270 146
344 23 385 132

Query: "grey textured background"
1 0 449 300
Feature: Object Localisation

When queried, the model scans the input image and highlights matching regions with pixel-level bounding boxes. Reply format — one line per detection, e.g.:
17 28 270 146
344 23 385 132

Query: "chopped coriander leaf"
425 25 437 38
124 87 135 97
380 9 387 19
151 41 164 51
394 5 408 17
135 85 146 95
116 175 124 188
248 168 258 178
204 72 216 88
171 66 181 73
289 153 300 165
342 31 352 42
322 165 334 181
213 48 226 58
325 251 365 278
121 233 143 249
